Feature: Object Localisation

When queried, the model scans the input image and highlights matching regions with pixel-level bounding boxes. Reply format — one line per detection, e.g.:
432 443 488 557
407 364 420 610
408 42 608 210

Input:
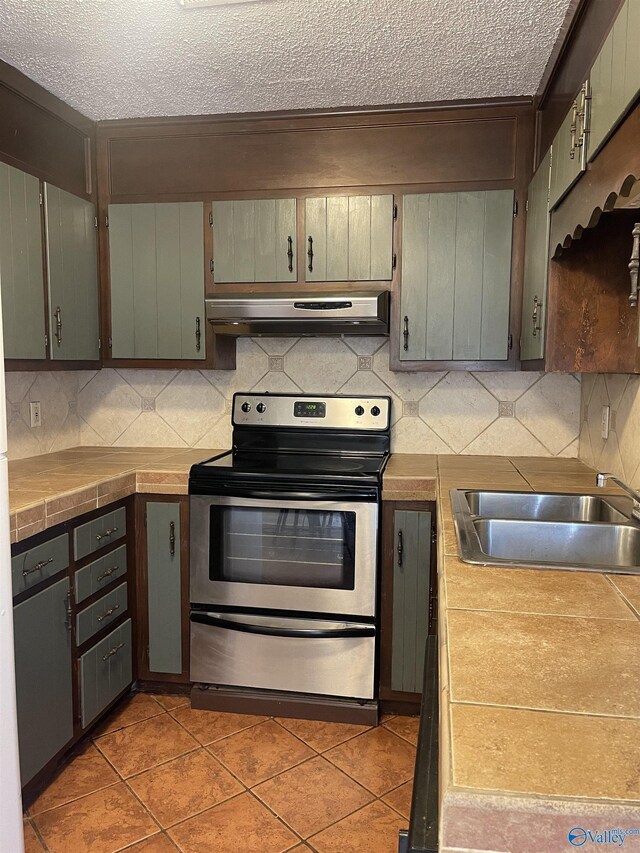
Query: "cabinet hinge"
210 259 215 273
393 204 398 221
105 215 109 228
108 336 113 349
39 192 43 206
98 337 101 350
508 333 513 351
513 200 518 217
525 199 529 213
431 529 437 544
94 216 98 228
44 332 48 348
392 253 397 271
209 211 213 227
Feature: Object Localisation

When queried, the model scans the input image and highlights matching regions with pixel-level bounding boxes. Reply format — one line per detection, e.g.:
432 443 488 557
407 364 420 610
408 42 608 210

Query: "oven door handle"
212 485 378 502
190 612 375 639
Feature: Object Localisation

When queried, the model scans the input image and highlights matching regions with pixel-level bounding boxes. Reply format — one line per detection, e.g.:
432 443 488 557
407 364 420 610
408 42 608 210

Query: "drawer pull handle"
96 526 118 542
97 566 118 582
97 604 120 623
22 557 53 577
169 521 176 557
195 316 201 352
102 642 125 661
397 529 404 567
403 316 409 352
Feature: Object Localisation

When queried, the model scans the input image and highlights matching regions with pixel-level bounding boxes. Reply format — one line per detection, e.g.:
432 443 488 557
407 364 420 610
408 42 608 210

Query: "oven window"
209 506 356 589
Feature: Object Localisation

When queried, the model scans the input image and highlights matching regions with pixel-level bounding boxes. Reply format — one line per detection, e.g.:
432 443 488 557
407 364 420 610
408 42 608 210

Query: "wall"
579 373 640 483
5 337 581 460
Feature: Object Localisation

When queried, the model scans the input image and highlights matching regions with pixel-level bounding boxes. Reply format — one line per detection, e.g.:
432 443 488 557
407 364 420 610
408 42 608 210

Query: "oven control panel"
233 393 391 430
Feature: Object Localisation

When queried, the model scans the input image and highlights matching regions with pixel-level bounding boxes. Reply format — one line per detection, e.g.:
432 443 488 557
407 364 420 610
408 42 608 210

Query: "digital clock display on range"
294 401 326 418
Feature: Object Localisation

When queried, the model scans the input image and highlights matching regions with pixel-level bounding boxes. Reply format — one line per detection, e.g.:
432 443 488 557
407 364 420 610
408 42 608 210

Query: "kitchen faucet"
596 472 640 521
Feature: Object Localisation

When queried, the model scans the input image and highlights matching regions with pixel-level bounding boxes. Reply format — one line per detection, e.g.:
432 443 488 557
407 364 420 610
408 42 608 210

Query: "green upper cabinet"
109 202 205 360
0 163 47 359
400 190 514 362
305 195 394 282
212 199 296 283
589 0 640 160
45 184 100 361
521 151 552 362
548 83 589 210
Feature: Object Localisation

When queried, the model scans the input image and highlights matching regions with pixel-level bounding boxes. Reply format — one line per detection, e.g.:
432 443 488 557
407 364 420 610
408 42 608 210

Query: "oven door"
190 490 378 617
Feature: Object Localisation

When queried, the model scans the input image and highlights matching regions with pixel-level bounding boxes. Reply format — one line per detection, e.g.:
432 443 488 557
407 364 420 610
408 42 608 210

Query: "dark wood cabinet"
380 500 437 713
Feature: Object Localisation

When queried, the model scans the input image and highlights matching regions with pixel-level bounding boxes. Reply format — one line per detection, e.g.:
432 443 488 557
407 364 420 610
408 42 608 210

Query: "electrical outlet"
30 401 42 428
601 405 610 440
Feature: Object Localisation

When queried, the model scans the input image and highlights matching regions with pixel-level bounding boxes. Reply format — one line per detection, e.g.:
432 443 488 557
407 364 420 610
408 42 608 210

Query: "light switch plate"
601 405 610 440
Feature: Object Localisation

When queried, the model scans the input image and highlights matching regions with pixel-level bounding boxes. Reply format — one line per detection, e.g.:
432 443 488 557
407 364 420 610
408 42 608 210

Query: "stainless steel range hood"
205 291 390 336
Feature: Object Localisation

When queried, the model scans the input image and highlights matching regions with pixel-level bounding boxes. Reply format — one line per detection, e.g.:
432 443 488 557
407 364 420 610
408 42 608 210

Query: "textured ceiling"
0 0 572 121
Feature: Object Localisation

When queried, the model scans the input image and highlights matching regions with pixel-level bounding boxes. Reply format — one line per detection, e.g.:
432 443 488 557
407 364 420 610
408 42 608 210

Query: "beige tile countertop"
9 449 640 852
430 454 640 853
8 447 224 543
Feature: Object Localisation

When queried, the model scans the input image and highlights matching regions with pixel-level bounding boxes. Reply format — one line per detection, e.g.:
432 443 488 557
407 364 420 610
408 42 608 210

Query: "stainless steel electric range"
188 392 391 705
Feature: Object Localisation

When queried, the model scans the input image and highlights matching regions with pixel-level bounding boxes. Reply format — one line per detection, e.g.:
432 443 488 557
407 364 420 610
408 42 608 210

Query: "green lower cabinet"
146 501 182 675
80 619 133 728
13 577 74 785
391 510 433 694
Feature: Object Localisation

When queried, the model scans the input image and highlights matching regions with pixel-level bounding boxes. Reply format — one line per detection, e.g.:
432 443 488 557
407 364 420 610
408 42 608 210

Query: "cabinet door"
0 163 46 359
13 577 73 785
549 88 588 210
109 202 205 359
45 184 100 361
391 510 432 694
146 501 182 674
400 190 513 362
521 150 551 361
589 1 640 160
305 195 394 281
212 199 296 283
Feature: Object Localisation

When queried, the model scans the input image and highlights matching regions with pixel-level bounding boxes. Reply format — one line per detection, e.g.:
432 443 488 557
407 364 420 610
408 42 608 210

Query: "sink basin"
462 490 629 523
473 518 640 573
450 489 640 574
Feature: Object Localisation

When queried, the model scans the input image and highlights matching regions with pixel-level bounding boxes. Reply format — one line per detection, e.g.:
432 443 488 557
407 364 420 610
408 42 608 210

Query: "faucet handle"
596 472 613 487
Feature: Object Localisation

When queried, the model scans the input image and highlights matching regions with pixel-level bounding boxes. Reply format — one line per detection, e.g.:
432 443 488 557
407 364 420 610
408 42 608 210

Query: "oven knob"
371 406 381 417
355 405 365 416
241 402 251 413
256 403 266 413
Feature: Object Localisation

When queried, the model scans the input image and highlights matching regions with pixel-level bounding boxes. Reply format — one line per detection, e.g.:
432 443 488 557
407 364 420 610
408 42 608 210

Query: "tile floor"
23 692 418 853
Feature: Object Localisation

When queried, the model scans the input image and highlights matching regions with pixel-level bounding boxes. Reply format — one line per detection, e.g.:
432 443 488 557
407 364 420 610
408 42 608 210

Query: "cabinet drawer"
75 545 127 604
76 583 128 646
80 619 132 728
12 533 69 597
74 506 126 560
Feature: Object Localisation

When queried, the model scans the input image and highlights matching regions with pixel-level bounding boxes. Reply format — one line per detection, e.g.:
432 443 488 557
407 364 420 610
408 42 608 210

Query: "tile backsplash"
5 337 581 460
579 373 640 484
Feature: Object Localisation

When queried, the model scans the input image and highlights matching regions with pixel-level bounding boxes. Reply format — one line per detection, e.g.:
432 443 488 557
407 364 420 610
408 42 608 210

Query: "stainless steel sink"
450 489 640 574
462 490 630 523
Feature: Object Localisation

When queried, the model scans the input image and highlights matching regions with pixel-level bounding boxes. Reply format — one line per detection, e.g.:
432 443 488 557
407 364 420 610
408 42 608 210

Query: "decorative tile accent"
498 401 514 418
402 401 419 418
269 356 284 372
142 398 156 412
357 356 372 371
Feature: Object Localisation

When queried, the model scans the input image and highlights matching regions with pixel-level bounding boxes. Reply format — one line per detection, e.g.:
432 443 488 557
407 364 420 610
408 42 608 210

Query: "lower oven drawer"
190 611 375 700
